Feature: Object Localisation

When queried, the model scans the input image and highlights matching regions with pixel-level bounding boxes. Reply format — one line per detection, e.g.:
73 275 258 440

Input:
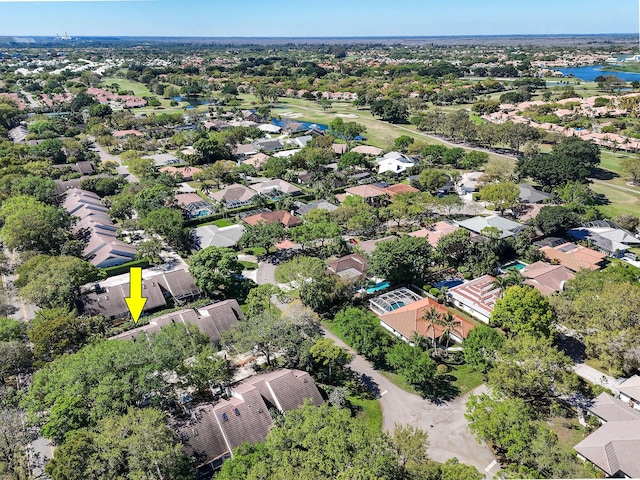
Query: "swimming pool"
500 260 528 272
366 281 391 294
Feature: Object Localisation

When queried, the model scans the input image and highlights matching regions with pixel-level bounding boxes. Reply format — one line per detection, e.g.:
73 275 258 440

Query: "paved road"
322 328 499 477
252 259 498 477
90 140 139 183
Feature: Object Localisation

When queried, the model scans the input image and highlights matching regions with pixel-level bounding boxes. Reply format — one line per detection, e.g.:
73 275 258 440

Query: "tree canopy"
188 246 242 295
490 285 556 339
369 236 434 284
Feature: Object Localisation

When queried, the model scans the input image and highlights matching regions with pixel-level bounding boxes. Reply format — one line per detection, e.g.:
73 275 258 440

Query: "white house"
618 375 640 411
375 151 415 174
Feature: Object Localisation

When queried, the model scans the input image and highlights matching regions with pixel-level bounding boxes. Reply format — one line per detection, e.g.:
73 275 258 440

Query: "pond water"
172 96 210 109
556 65 640 82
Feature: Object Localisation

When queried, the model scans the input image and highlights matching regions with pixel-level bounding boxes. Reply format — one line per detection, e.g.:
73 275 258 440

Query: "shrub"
436 364 449 374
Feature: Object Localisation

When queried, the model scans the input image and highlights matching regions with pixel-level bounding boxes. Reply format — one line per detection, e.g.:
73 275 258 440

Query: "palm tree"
410 331 428 351
491 269 525 298
437 312 462 348
200 182 212 197
422 306 443 348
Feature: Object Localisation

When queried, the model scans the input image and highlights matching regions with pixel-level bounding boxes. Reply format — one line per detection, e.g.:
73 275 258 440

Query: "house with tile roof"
408 221 460 248
243 210 302 228
81 268 200 320
193 224 246 249
343 184 387 203
63 188 138 268
109 299 243 344
174 369 323 477
327 254 368 280
569 220 640 257
574 392 640 478
618 375 640 411
376 296 474 344
252 179 302 197
351 145 383 156
518 183 554 204
447 275 500 324
521 261 575 295
537 238 608 271
383 183 420 200
209 184 258 208
456 215 526 239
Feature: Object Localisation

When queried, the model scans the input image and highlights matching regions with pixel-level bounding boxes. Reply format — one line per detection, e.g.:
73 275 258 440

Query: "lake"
172 96 210 109
556 65 640 82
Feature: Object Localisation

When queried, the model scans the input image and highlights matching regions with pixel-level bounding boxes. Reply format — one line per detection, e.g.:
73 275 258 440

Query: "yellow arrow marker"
125 267 147 324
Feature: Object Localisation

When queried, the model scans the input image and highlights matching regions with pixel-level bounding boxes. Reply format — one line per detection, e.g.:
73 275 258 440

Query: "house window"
234 408 240 416
221 413 228 422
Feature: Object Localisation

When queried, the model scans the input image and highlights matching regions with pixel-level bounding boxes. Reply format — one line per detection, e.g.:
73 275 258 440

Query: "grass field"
348 395 383 432
448 364 484 396
591 181 640 217
99 77 204 113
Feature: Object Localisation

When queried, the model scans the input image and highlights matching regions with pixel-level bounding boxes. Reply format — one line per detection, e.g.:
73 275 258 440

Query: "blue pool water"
434 279 464 289
366 281 391 294
501 261 528 272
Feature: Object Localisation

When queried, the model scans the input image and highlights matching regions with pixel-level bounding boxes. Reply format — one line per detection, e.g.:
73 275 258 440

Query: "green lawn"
378 370 420 395
348 395 383 432
239 260 258 270
99 77 206 114
591 182 640 218
213 218 234 227
448 364 484 396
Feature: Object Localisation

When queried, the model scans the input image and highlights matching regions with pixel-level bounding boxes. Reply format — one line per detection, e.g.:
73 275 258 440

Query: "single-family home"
375 151 415 174
383 183 420 201
408 221 460 248
326 254 368 280
293 199 338 216
521 261 575 295
456 215 526 239
252 179 302 198
536 238 608 272
109 299 244 344
113 129 143 139
569 220 640 257
243 152 270 170
8 125 28 143
447 275 500 324
351 145 383 156
242 210 302 228
144 153 181 168
458 171 484 194
343 184 387 203
193 224 246 249
159 166 203 181
574 392 640 478
618 375 640 411
372 293 474 344
518 183 554 204
356 235 397 255
173 369 323 477
175 193 216 218
209 184 258 209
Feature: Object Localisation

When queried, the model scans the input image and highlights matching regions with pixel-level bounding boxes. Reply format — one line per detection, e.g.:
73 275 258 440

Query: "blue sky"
0 0 636 37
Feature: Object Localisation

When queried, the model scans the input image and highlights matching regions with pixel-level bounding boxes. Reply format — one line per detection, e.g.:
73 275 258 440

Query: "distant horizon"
7 33 639 39
0 0 636 38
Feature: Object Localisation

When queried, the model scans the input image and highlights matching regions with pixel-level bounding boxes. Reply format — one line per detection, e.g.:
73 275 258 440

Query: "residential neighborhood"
1 7 640 480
